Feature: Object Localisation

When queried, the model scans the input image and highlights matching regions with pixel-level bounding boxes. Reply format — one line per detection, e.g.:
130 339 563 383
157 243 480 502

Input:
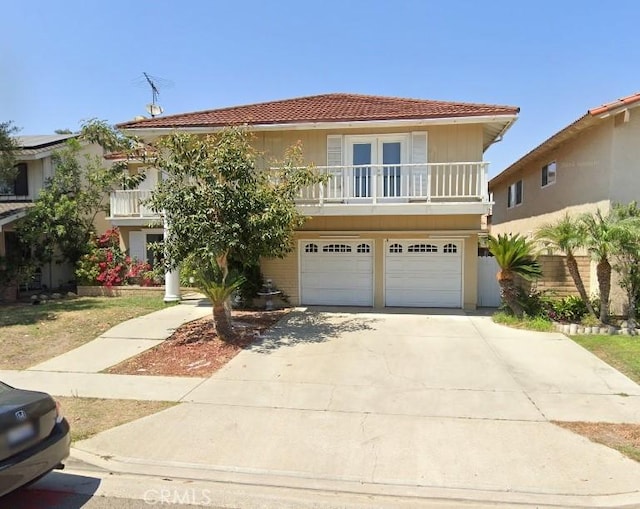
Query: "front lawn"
57 396 175 442
0 296 170 370
571 334 640 385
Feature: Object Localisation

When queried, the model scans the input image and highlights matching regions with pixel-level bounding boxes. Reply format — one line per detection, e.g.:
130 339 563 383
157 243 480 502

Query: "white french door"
346 136 407 199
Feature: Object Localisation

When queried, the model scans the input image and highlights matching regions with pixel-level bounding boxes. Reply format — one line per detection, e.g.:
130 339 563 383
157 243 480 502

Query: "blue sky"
2 0 640 176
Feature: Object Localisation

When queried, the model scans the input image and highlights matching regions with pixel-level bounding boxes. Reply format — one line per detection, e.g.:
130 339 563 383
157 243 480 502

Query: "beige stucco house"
489 92 640 304
114 93 519 309
1 134 85 290
490 92 640 235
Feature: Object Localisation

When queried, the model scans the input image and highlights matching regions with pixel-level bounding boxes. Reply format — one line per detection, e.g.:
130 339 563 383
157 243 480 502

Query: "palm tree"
194 257 246 343
580 209 617 324
536 214 596 318
609 202 640 328
487 233 542 317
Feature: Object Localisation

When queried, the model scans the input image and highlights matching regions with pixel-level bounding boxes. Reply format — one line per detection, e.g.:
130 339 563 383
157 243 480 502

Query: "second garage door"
385 240 462 307
300 240 373 306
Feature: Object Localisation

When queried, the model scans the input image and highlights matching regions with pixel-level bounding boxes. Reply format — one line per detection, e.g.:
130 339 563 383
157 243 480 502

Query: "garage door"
385 240 462 307
300 240 373 306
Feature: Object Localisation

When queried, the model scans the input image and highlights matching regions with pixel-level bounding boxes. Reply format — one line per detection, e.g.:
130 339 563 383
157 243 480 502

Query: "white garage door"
385 240 462 307
300 240 373 306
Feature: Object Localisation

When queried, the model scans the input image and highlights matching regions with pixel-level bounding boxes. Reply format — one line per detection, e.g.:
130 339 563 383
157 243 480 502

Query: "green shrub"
548 295 588 323
493 311 554 332
511 287 555 318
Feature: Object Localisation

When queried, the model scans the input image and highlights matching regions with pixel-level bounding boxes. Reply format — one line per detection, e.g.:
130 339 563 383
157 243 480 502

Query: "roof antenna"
139 72 169 117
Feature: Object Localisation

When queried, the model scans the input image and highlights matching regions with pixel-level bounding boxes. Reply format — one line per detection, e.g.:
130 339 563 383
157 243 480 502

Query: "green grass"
0 296 173 369
618 444 640 462
492 311 554 332
571 334 640 384
57 397 176 442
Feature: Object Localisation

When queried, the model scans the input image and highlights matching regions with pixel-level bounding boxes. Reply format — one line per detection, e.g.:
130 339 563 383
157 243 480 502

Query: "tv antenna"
134 72 173 117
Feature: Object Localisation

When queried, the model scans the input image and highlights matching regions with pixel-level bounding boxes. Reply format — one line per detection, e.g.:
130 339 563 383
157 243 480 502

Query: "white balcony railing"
295 162 489 205
109 189 157 218
109 162 489 218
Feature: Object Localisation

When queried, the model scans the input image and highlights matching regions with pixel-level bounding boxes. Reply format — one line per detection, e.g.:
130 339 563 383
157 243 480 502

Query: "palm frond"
487 233 542 281
535 213 584 255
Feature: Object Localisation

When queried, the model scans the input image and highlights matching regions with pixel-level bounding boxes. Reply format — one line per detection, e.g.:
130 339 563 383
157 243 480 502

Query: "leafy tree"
536 214 596 318
580 209 618 324
17 122 133 268
609 202 640 328
148 127 324 342
0 121 19 186
54 128 73 134
487 233 542 318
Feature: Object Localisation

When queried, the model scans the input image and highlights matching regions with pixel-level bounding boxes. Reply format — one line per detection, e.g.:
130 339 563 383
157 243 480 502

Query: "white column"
163 216 181 302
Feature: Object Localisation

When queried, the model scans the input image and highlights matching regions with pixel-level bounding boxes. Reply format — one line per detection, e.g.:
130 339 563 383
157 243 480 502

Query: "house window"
356 243 371 253
305 243 318 253
0 163 28 196
388 243 403 253
408 243 437 253
507 180 523 208
443 243 458 254
145 234 164 267
541 162 556 187
323 244 352 253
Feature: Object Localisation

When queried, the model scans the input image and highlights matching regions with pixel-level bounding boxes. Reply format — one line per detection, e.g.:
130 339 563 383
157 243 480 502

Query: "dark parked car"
0 381 70 497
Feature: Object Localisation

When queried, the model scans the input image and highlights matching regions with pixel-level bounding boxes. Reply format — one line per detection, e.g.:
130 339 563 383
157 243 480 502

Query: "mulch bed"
554 421 640 461
105 309 290 377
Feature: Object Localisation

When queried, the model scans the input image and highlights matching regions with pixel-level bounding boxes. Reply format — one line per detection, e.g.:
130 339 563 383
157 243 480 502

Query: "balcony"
108 161 490 222
295 162 490 215
108 190 159 223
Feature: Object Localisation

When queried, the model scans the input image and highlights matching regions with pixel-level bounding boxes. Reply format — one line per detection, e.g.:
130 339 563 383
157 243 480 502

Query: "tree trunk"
566 252 597 318
627 284 637 330
497 271 525 318
596 258 612 324
213 302 236 343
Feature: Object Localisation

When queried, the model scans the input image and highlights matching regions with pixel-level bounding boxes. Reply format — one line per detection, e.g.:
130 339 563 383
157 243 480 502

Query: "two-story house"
489 92 640 303
489 92 640 235
1 134 77 291
114 93 519 309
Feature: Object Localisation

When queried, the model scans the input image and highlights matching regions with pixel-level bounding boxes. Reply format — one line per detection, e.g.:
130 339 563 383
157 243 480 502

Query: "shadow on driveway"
247 308 380 354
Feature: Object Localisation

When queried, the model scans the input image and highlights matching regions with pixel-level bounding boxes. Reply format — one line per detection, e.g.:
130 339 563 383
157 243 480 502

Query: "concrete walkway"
69 308 640 507
0 298 212 401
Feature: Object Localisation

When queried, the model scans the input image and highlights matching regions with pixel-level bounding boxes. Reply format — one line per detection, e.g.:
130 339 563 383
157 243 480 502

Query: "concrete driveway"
76 309 640 507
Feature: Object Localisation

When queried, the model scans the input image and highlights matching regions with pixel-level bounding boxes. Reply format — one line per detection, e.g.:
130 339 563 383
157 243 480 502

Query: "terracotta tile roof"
490 91 640 188
589 92 640 116
118 93 519 129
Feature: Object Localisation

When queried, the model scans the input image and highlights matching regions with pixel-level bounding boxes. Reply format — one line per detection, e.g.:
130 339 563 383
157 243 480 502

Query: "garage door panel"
303 288 372 306
300 241 373 306
386 289 460 308
385 240 462 308
386 277 461 292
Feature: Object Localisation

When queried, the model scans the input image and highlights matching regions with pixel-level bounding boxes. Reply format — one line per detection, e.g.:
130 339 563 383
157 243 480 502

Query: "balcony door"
347 136 406 199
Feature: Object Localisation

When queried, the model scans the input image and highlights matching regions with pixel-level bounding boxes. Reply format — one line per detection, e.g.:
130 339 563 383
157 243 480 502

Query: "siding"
251 124 484 166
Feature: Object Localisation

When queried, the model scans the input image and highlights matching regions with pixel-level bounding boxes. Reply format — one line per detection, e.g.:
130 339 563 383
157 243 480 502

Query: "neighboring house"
489 92 640 303
114 93 519 309
0 134 107 291
1 134 75 290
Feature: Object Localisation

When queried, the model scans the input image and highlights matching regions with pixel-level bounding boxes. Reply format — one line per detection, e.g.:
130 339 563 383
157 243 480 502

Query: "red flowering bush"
76 228 160 287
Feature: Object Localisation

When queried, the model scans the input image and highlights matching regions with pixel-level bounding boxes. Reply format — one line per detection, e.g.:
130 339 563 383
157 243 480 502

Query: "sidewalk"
0 296 212 401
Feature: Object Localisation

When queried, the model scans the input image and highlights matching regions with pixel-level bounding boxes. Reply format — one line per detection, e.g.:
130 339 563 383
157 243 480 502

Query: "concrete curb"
69 448 640 508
